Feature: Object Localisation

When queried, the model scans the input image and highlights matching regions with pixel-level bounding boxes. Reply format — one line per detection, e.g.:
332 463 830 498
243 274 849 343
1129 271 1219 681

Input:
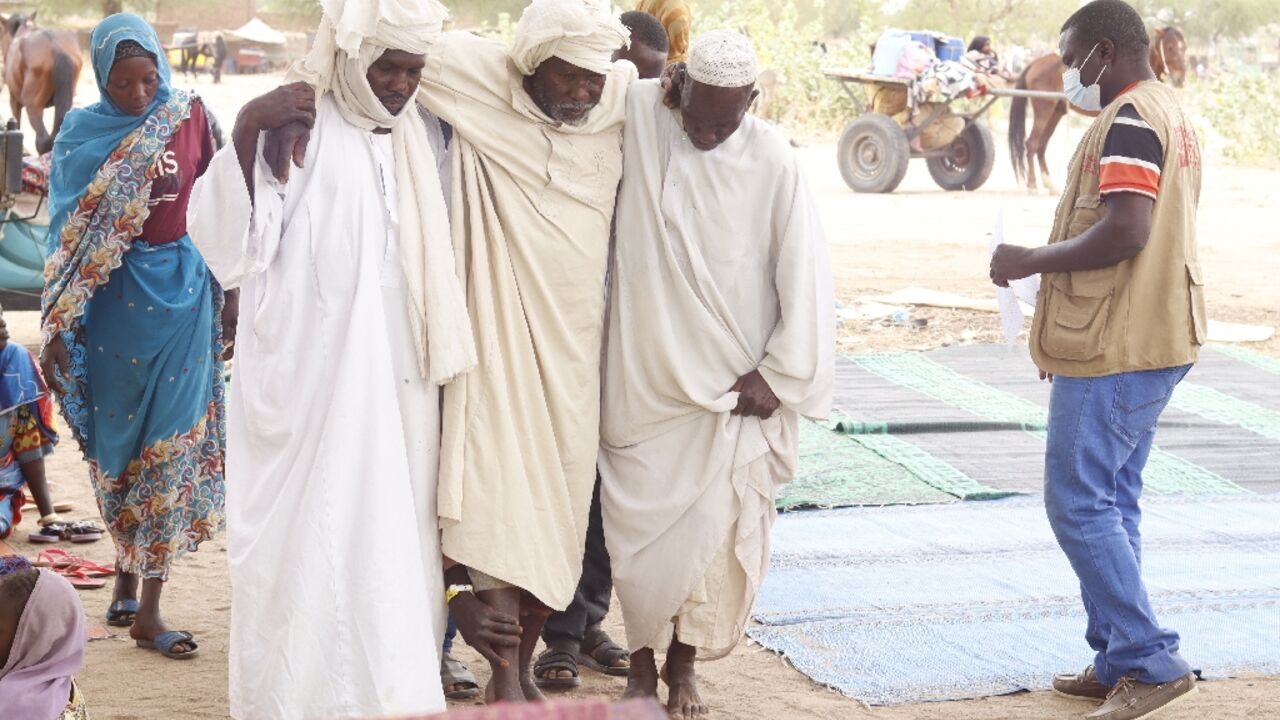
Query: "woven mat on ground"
748 494 1280 704
780 344 1280 509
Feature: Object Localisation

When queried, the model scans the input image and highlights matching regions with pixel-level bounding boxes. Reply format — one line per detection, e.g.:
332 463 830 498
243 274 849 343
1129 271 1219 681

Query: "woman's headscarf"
0 569 87 720
47 13 172 254
968 35 991 54
636 0 690 63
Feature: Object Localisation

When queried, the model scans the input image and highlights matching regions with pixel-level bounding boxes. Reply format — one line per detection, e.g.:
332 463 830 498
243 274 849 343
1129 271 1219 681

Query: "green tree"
1135 0 1280 41
889 0 1078 46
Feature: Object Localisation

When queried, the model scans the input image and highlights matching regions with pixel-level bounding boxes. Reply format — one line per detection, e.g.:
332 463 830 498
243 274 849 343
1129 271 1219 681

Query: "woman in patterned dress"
40 13 231 659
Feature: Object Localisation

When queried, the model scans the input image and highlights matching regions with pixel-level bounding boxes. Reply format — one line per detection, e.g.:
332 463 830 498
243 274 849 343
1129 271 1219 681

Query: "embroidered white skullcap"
686 30 757 88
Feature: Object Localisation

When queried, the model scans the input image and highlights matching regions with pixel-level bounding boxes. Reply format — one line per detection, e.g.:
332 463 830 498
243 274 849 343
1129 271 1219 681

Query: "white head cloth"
509 0 630 76
291 0 477 384
687 30 758 88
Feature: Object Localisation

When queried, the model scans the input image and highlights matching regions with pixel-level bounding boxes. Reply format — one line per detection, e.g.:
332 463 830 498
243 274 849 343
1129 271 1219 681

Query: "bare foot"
484 679 525 705
661 642 706 718
624 648 660 702
520 670 546 702
112 569 139 606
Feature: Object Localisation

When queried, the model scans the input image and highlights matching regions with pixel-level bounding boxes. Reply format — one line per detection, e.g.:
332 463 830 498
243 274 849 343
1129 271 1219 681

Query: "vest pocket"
1066 196 1106 238
1187 261 1207 345
1041 270 1114 362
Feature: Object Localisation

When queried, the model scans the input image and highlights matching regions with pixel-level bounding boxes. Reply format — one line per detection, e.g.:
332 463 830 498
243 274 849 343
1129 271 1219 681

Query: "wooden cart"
824 69 1064 193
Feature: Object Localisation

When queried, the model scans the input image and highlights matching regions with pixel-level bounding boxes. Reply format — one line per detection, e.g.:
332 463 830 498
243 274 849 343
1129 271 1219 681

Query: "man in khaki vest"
991 2 1202 718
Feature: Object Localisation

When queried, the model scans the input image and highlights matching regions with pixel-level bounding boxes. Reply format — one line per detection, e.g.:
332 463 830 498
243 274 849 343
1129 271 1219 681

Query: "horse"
1150 26 1187 87
175 31 229 83
173 31 208 78
0 11 83 155
1007 26 1189 193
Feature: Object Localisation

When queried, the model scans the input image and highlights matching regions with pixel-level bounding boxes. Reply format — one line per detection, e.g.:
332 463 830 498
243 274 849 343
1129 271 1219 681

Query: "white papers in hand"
990 209 1039 348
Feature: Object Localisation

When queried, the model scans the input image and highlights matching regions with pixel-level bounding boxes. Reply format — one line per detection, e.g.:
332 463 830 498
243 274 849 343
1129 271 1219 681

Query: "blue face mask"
1062 43 1108 111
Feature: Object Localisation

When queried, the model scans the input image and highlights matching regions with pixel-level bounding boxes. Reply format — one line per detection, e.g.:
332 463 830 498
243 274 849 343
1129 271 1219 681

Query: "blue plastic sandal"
106 599 139 627
136 630 199 659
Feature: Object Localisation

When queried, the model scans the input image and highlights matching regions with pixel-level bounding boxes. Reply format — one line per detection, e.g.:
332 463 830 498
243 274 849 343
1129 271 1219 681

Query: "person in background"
965 35 1014 86
0 306 66 543
991 2 1204 719
0 567 90 719
41 13 229 661
613 11 670 80
635 0 690 64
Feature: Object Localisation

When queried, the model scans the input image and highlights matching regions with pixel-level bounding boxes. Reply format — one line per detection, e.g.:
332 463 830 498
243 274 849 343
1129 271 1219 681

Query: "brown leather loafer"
1052 665 1110 701
1086 672 1197 720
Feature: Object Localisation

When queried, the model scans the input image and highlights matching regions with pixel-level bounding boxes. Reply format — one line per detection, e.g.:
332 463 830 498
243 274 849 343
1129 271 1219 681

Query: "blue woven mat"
748 495 1280 704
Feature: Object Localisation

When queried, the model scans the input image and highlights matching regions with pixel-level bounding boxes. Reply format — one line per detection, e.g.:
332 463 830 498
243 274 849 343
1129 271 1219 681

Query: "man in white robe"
421 0 634 704
259 0 638 702
186 1 478 717
599 31 834 717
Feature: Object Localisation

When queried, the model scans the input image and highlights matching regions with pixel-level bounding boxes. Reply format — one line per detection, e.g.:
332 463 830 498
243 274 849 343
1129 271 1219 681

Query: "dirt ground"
5 71 1277 718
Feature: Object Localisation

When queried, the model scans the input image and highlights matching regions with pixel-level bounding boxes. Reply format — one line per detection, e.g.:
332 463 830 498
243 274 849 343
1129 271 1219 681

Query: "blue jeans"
443 615 458 655
1044 365 1194 686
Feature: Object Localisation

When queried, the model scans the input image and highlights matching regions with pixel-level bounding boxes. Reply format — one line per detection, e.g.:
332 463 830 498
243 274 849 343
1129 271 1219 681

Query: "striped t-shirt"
1099 104 1163 200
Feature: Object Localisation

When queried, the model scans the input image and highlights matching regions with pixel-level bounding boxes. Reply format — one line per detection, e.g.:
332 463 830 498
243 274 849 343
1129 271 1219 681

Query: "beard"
548 101 594 126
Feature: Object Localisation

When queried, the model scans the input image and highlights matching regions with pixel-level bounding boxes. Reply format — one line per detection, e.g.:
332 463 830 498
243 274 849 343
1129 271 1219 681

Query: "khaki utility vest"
1030 81 1205 377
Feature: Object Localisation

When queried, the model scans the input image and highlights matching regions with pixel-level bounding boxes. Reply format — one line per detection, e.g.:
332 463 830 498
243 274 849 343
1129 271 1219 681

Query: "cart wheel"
926 121 996 192
837 113 911 194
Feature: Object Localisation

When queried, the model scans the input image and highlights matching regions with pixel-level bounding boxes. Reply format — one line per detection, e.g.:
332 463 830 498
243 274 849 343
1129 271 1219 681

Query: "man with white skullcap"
600 30 834 716
187 0 477 716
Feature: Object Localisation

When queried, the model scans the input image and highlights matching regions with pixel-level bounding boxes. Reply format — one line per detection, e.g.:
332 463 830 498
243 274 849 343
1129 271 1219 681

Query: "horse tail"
51 48 75 142
1007 66 1030 183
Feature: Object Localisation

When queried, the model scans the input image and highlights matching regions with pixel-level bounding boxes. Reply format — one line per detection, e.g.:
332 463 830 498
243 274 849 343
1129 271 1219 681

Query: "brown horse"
1150 26 1187 87
1008 27 1188 193
1 12 83 155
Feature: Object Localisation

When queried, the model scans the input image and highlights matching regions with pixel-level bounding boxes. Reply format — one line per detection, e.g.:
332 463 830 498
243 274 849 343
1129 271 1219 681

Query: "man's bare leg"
661 639 706 718
478 587 525 703
624 647 660 702
518 596 550 702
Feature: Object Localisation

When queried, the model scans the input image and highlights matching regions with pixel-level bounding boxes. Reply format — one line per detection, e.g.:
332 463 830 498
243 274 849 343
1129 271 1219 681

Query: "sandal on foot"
579 627 630 677
29 523 67 544
441 651 480 700
68 520 104 544
136 630 199 659
106 599 140 627
533 640 582 690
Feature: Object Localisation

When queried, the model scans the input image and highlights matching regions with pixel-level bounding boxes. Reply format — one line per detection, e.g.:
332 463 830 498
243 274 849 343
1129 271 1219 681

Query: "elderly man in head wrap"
186 0 476 717
422 0 636 704
262 0 638 704
600 31 833 717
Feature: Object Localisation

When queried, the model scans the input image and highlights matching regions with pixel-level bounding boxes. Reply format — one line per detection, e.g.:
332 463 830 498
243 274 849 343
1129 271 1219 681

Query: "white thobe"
417 32 636 610
187 96 448 719
600 81 834 658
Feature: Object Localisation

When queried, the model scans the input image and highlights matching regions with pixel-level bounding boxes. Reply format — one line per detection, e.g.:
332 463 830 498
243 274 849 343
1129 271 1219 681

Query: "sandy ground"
4 71 1277 718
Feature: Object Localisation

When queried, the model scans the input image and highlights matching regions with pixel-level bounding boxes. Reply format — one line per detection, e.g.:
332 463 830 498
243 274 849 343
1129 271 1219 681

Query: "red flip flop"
35 550 116 577
34 548 77 568
57 565 107 590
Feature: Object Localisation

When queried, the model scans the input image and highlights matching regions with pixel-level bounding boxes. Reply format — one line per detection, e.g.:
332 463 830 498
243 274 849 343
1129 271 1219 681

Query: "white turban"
509 0 630 76
294 0 448 101
687 30 758 88
288 0 477 385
